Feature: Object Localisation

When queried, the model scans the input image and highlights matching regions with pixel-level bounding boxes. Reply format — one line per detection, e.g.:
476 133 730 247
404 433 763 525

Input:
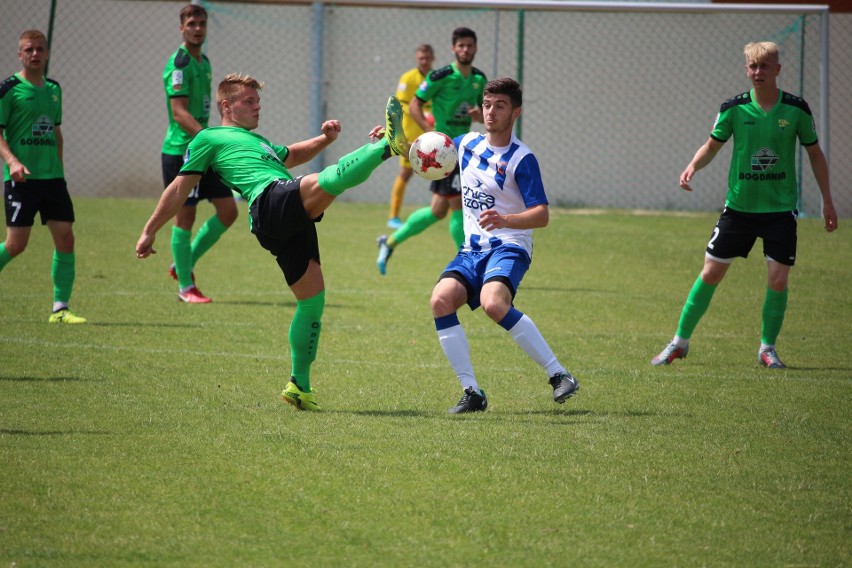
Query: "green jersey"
180 126 291 207
0 73 63 181
415 63 486 138
711 89 818 213
162 46 212 156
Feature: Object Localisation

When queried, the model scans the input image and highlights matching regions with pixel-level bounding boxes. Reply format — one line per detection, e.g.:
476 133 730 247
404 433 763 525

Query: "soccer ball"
409 131 458 181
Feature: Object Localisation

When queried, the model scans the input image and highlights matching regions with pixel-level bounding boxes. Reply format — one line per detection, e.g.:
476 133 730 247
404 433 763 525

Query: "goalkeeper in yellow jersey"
385 44 434 229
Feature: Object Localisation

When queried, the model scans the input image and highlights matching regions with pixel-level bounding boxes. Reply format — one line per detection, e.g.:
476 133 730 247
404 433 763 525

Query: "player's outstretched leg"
385 96 409 157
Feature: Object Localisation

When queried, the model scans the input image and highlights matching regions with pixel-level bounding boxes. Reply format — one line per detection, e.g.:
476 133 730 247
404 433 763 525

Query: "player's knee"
4 240 27 257
430 291 455 317
52 231 75 253
481 297 509 323
767 273 789 292
217 205 238 226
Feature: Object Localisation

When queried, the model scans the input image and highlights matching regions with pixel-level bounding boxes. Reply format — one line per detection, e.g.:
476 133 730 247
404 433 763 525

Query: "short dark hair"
484 77 522 108
451 27 477 46
180 4 208 24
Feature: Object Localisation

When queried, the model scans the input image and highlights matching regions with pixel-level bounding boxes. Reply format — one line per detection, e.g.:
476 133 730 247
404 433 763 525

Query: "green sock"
675 276 718 340
761 287 788 345
171 225 193 289
449 209 464 248
191 215 228 267
317 141 390 196
0 243 13 273
289 290 326 392
52 250 76 304
390 206 440 247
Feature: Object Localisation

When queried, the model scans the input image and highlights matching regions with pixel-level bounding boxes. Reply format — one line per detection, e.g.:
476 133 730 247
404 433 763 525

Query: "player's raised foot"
758 346 787 369
48 309 87 324
387 217 403 230
384 95 409 157
651 341 689 366
178 286 212 304
376 235 393 275
281 379 321 411
168 263 195 284
449 386 488 414
549 371 579 403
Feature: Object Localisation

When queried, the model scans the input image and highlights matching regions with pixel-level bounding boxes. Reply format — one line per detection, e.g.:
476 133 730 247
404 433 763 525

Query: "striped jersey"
456 131 548 257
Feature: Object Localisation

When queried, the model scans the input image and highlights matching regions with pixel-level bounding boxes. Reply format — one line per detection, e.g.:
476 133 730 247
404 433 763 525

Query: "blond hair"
744 41 779 64
19 30 47 48
216 73 263 114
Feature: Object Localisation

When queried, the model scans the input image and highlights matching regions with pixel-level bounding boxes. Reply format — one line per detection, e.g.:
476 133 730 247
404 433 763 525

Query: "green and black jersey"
162 45 212 156
711 89 818 213
415 63 486 139
0 73 63 181
180 126 290 206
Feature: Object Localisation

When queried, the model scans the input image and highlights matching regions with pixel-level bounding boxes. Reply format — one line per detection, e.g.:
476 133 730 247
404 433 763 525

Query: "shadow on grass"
213 300 296 308
523 286 618 294
783 365 852 373
0 429 109 436
89 322 200 328
345 409 430 418
0 375 90 382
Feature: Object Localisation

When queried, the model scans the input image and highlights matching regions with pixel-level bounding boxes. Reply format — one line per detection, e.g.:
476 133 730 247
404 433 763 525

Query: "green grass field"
1 198 849 567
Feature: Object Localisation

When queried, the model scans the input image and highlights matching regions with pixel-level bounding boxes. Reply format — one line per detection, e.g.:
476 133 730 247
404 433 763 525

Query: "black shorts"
162 153 232 205
706 207 798 266
249 178 323 286
429 164 461 197
4 179 74 227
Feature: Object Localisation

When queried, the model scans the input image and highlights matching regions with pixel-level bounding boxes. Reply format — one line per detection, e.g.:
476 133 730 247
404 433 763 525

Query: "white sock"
52 302 68 312
507 314 564 377
673 335 690 348
437 323 478 391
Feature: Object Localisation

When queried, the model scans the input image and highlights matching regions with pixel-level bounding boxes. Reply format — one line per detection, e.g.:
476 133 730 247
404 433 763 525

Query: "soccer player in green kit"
137 73 409 411
161 4 237 303
0 30 86 324
376 27 486 275
651 41 837 369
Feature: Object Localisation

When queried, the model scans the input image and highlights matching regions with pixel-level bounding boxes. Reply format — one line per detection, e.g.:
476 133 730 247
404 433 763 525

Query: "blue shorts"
440 245 531 310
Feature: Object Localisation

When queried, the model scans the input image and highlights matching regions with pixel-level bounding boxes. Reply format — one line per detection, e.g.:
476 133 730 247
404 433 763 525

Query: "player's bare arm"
170 97 203 137
468 106 483 123
409 97 432 132
0 127 29 182
680 137 723 191
136 174 202 258
479 204 549 231
283 120 341 168
803 143 838 232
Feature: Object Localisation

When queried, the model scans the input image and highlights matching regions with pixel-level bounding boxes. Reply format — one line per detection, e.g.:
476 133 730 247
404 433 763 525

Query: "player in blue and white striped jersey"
430 77 579 414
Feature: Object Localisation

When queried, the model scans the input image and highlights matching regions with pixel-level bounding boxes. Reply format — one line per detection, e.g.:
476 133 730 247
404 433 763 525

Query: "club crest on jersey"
260 142 284 166
32 115 54 137
750 147 778 172
778 119 789 130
